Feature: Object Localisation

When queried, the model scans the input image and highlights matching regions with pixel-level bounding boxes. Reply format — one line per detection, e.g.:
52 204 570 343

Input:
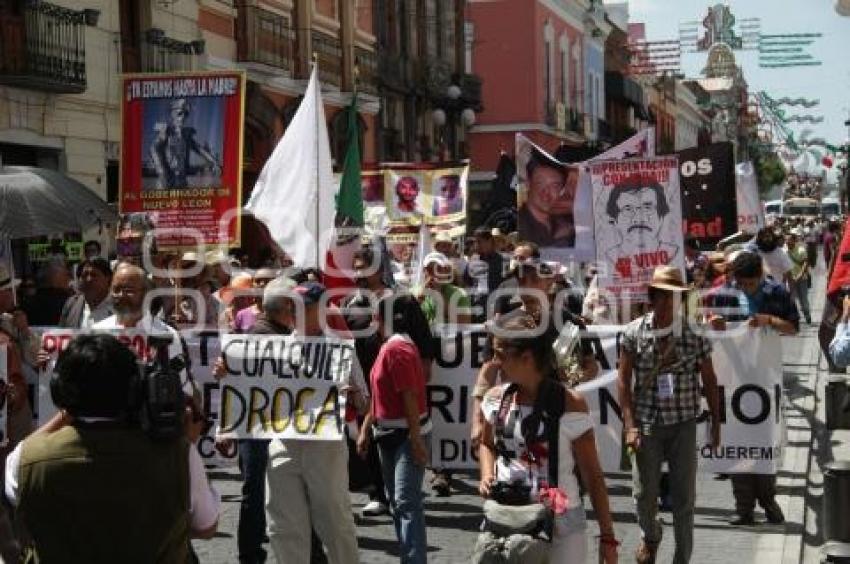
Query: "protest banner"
679 142 737 247
184 332 237 466
383 164 469 227
736 161 765 233
700 325 784 473
36 328 164 425
590 156 684 303
428 325 489 468
216 334 354 440
120 71 246 249
515 134 594 262
428 324 783 474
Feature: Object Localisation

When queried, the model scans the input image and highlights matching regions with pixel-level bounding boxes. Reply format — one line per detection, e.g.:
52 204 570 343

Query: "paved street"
193 273 827 564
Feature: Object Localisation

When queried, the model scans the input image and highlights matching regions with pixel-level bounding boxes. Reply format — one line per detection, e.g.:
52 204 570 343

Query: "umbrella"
0 166 118 238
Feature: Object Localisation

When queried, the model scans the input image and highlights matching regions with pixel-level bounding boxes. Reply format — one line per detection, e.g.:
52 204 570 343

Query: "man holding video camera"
4 333 219 563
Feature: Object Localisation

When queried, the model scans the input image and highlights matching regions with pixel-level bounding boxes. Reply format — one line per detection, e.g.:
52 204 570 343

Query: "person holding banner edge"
618 266 721 564
706 251 798 526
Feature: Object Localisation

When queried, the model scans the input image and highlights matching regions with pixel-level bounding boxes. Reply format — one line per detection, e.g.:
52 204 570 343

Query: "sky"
622 0 850 150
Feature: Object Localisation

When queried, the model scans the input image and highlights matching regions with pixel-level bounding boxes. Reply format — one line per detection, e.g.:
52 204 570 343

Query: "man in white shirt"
93 263 185 376
746 227 793 283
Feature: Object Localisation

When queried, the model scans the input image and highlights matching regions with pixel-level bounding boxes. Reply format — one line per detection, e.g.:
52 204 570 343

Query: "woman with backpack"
474 312 618 563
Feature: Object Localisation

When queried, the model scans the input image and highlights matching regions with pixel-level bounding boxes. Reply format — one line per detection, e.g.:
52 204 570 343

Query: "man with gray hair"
93 263 184 377
231 275 295 564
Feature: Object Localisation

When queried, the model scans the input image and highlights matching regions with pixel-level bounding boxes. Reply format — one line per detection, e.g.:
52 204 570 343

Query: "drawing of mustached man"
603 179 678 279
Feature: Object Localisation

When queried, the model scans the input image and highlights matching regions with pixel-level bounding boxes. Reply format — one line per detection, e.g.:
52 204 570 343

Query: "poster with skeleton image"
590 156 684 302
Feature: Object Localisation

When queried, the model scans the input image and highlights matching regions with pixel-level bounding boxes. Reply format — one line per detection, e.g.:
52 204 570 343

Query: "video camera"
135 335 187 441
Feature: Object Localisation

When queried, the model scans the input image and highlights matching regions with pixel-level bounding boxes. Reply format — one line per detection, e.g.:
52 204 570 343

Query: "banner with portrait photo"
120 71 246 249
515 134 594 262
383 165 469 227
678 142 736 248
590 156 684 302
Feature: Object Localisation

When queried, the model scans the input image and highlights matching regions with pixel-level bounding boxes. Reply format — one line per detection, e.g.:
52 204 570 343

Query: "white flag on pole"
245 66 335 269
736 162 765 233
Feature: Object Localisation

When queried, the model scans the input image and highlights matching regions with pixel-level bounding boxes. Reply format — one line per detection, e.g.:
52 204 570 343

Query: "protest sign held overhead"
120 71 246 249
383 165 469 227
217 334 355 440
679 142 737 246
515 134 594 262
590 156 685 303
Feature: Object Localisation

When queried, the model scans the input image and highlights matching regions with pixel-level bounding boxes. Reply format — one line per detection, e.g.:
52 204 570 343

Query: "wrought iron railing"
0 1 89 93
140 28 202 73
312 31 342 88
237 6 295 73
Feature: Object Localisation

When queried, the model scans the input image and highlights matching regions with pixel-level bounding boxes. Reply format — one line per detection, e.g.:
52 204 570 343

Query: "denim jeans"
788 278 811 323
631 419 697 564
378 434 430 564
238 439 270 564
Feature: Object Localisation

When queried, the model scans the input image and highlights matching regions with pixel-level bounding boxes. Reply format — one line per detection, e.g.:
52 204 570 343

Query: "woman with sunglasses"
476 313 618 563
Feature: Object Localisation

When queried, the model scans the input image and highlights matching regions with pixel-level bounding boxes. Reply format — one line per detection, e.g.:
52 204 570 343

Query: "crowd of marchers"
0 212 842 564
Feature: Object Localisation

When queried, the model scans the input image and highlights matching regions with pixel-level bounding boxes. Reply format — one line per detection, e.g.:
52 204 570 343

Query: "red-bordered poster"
120 71 246 249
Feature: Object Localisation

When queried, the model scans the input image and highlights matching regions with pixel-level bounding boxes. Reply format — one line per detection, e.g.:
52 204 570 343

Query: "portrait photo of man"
431 174 464 216
148 98 222 190
603 179 679 279
517 148 579 247
391 174 423 217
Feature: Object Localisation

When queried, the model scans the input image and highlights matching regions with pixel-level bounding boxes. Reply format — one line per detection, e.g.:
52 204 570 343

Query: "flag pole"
312 54 320 270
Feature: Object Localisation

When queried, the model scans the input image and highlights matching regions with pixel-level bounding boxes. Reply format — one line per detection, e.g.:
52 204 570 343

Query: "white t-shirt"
759 248 793 281
93 313 188 383
481 384 592 509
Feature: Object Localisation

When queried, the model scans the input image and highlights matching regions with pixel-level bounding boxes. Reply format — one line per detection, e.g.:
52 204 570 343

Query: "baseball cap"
423 252 451 269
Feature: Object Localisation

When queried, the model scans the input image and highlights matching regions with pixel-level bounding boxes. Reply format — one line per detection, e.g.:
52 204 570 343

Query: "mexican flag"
324 94 365 299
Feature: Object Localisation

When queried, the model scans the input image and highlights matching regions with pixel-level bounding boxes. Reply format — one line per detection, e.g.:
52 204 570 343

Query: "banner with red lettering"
120 71 246 249
590 156 685 302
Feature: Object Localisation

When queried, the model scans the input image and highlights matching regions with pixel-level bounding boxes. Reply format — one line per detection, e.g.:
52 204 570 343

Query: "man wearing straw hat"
618 266 721 564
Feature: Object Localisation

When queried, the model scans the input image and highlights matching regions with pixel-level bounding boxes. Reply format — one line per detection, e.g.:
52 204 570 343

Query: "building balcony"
354 47 378 95
312 31 342 88
237 6 295 74
141 29 204 73
0 1 93 94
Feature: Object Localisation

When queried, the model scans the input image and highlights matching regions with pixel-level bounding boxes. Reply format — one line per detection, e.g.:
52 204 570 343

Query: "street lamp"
431 84 477 161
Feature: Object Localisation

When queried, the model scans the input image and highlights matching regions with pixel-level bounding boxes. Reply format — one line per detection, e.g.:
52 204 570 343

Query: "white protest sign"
427 325 489 468
428 324 784 474
37 329 161 425
184 332 237 466
699 325 784 473
217 334 354 440
736 162 765 233
590 156 685 303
